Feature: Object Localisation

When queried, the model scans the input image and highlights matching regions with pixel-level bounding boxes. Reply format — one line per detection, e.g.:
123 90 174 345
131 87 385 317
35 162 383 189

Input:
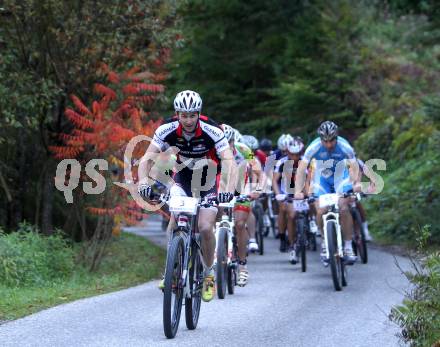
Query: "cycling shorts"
312 168 352 197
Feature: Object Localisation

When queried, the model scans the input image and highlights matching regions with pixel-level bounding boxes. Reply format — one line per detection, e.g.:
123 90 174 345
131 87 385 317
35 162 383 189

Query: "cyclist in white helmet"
241 134 266 253
138 90 236 301
273 134 292 160
221 124 265 285
242 135 259 151
273 138 307 263
234 129 244 144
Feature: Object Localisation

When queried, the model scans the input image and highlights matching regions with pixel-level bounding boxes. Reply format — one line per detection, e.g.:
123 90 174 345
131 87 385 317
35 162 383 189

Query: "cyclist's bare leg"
315 202 326 238
246 211 256 239
356 201 367 222
286 203 297 246
277 203 287 236
234 210 250 261
166 214 176 245
309 202 317 219
338 197 353 241
198 208 218 269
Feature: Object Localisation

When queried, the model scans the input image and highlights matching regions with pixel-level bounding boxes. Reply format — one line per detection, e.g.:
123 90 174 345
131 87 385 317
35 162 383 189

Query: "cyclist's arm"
219 147 237 193
249 157 266 191
346 158 361 189
138 142 162 185
294 159 309 195
272 171 282 195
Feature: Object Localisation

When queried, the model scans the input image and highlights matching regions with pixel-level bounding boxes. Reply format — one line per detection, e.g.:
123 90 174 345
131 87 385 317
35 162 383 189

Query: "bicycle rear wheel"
163 235 185 338
227 264 236 294
263 212 271 237
185 241 203 330
352 208 368 264
255 208 265 255
296 217 307 272
326 222 343 291
216 228 228 299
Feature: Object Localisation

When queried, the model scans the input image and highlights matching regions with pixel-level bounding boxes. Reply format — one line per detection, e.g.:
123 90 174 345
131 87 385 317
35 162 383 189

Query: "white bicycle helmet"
222 124 235 142
277 134 293 151
242 135 259 151
277 134 285 150
287 139 304 154
173 90 202 113
234 129 243 143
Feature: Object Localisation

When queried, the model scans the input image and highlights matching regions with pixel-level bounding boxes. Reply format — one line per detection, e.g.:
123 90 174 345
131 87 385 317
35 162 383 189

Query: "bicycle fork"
323 212 343 259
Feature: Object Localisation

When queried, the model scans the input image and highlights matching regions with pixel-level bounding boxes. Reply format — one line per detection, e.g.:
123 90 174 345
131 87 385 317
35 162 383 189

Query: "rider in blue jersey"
294 121 360 264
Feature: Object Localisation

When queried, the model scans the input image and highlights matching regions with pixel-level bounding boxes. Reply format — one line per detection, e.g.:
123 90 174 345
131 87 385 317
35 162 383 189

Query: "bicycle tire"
185 241 203 330
216 228 228 299
163 234 185 338
326 222 343 291
297 217 307 272
309 232 317 251
255 207 265 255
352 208 368 264
227 264 235 295
263 212 271 237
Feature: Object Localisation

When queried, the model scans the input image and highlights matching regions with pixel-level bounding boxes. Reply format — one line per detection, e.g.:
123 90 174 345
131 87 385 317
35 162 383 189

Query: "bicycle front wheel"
326 222 343 291
163 235 185 338
185 241 203 330
216 227 228 299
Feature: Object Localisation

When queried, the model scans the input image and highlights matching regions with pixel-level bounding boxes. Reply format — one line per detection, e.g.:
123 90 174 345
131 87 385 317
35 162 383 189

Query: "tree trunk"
41 158 55 235
14 126 26 225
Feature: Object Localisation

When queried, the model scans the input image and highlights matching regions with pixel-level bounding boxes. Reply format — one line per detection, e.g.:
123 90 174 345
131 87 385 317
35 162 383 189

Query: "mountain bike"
264 193 278 238
319 192 358 291
279 194 314 272
215 199 238 298
155 194 217 339
262 193 276 238
350 193 368 264
251 197 265 255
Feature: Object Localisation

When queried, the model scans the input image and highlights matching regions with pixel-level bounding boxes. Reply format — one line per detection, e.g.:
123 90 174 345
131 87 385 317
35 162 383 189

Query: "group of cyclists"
138 90 375 304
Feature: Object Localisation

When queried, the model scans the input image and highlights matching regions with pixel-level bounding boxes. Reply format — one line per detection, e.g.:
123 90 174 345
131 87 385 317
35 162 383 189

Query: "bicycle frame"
322 207 344 260
215 203 235 267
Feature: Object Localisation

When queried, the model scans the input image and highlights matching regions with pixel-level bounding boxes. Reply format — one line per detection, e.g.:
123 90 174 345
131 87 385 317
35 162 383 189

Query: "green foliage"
390 227 440 346
365 148 440 244
273 0 365 133
0 232 165 321
0 222 74 287
170 0 301 124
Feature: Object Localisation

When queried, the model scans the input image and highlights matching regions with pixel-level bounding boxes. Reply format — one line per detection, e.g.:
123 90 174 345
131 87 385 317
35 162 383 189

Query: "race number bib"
169 196 199 215
319 193 339 208
293 200 309 212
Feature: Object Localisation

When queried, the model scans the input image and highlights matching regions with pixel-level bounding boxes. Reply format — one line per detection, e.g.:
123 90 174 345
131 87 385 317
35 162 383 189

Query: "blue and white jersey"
303 136 355 179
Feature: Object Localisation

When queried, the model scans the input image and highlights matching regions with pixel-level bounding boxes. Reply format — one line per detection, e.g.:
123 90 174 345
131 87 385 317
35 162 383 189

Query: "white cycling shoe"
248 239 259 252
320 245 329 267
363 223 373 242
237 266 249 287
289 248 298 264
344 248 357 264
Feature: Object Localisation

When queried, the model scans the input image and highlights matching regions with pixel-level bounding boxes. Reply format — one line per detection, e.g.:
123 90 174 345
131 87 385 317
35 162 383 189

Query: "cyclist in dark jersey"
138 90 236 302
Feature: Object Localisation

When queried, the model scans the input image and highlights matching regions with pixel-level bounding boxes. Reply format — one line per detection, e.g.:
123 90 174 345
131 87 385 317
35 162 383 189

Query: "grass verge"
0 232 165 322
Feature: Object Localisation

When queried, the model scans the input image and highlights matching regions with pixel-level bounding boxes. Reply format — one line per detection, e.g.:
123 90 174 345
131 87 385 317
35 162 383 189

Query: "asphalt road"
0 219 410 347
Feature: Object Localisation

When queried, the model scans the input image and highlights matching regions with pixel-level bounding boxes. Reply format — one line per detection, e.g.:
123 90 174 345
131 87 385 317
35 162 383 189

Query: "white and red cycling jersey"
151 115 228 198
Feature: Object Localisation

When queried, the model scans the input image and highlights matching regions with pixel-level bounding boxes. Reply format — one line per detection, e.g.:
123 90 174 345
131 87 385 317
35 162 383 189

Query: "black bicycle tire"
163 235 185 338
352 208 368 264
216 228 228 299
185 241 203 330
297 217 307 272
327 222 342 291
255 206 265 255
